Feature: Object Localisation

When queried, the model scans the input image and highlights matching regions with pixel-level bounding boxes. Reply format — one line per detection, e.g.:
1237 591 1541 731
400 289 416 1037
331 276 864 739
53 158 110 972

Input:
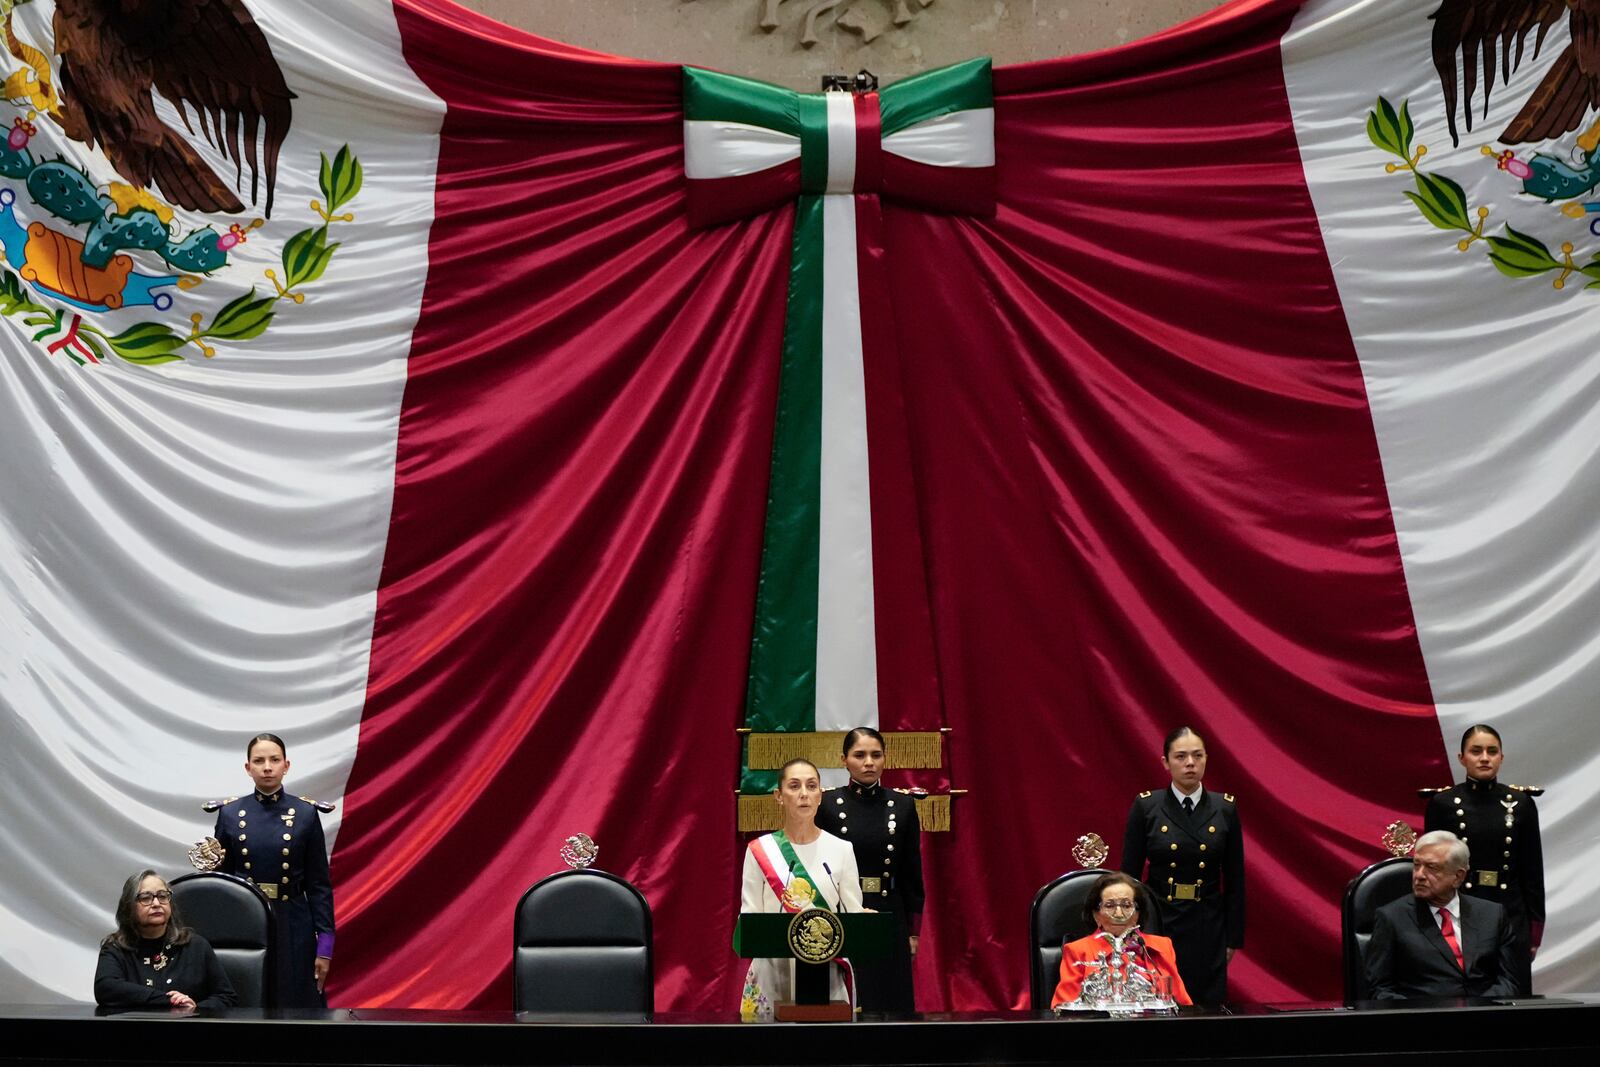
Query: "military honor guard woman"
1423 723 1543 993
200 733 336 1008
821 727 925 1013
1121 726 1244 1004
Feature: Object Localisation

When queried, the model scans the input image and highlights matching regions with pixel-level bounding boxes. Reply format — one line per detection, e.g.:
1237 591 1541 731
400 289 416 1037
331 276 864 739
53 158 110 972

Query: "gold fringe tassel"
745 731 944 770
737 793 782 832
915 793 951 832
737 792 955 832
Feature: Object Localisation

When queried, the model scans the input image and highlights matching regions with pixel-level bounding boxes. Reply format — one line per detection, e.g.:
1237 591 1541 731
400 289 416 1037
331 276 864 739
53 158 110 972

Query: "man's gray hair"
1415 830 1470 871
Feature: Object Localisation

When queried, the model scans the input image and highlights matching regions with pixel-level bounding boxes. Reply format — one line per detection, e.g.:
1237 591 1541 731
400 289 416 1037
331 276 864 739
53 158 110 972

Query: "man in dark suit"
1365 830 1522 999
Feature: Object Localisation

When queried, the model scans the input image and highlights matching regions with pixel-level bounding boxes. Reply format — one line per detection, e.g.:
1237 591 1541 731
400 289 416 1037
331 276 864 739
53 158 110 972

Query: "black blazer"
94 933 237 1011
1364 894 1520 999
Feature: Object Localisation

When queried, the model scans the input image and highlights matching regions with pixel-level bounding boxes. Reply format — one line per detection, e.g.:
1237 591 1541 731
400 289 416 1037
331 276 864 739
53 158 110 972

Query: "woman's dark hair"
1163 726 1203 757
1081 871 1143 927
777 757 819 781
102 870 191 950
247 733 287 759
1459 724 1502 752
841 727 885 756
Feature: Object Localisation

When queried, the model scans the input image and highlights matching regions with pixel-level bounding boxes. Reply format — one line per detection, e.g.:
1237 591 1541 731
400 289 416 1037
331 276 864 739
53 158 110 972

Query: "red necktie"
1439 908 1465 971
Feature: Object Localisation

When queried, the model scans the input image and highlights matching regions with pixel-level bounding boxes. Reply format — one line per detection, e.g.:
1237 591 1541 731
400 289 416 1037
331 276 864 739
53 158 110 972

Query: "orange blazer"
1052 930 1193 1008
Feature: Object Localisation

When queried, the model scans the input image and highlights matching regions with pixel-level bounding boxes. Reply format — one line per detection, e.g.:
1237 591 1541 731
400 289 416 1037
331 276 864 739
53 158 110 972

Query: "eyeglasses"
135 891 173 905
1098 899 1137 913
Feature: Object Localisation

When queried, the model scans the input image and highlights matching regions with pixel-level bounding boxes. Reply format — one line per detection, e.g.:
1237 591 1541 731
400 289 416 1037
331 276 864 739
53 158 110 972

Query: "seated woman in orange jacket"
1053 871 1192 1009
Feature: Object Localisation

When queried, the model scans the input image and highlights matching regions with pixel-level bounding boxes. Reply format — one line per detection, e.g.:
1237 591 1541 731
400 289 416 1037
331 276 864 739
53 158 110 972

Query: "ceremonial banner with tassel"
683 60 989 796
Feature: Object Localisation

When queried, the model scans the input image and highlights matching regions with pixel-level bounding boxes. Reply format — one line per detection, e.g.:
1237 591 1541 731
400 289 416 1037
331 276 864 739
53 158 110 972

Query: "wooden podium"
733 912 894 1021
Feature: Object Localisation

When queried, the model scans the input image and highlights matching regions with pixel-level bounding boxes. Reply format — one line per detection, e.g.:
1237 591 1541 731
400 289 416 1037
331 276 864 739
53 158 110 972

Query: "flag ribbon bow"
683 58 995 225
683 61 993 791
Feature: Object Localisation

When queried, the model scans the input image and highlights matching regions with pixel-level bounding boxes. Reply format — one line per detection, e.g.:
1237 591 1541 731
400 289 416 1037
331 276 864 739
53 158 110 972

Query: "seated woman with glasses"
1052 871 1192 1009
94 870 236 1012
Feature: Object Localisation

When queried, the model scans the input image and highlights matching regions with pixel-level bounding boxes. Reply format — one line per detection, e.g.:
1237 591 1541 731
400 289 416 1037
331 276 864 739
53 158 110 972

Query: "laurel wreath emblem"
1368 95 1600 291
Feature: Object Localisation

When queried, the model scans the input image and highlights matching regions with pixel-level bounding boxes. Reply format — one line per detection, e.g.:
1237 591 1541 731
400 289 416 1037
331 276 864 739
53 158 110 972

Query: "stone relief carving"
759 0 938 47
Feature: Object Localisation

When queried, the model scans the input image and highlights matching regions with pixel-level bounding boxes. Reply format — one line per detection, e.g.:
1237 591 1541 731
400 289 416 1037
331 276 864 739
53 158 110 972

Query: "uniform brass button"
1167 877 1175 884
840 827 848 834
1458 823 1467 830
283 834 292 841
287 808 296 816
881 890 889 897
1466 881 1474 889
838 813 847 820
1170 844 1178 851
1505 837 1512 844
283 848 290 856
238 834 247 841
244 862 252 870
887 844 894 851
238 820 247 828
1198 862 1206 869
1500 884 1507 890
1160 825 1168 833
888 800 895 807
885 857 892 864
283 862 290 869
889 827 896 835
1503 852 1510 859
241 848 249 856
1169 862 1177 868
1199 844 1207 852
238 810 246 818
1456 809 1464 816
836 797 844 805
281 877 289 885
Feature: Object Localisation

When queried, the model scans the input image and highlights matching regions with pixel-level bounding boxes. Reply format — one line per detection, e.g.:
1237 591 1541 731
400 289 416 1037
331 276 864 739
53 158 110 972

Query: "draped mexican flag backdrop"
1 0 1596 1009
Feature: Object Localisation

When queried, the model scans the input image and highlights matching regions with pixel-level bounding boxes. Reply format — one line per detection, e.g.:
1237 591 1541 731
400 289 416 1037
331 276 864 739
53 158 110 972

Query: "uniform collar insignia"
256 789 283 805
850 779 881 798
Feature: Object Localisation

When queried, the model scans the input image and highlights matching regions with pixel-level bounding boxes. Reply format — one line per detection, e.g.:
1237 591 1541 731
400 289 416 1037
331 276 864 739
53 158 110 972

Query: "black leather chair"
168 871 274 1008
512 869 653 1014
1028 869 1162 1009
1341 856 1412 1002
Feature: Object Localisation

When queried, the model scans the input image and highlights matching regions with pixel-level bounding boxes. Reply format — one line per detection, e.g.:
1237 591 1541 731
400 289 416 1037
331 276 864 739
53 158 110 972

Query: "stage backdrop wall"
2 0 1595 1010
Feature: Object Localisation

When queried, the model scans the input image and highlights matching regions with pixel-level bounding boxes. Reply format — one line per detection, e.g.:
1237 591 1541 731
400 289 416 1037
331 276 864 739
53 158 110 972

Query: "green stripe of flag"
741 194 826 793
683 66 802 134
797 94 830 194
878 57 993 137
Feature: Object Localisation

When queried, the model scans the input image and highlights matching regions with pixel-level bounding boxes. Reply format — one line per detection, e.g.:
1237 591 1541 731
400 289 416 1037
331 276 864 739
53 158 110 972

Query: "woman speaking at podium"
739 757 864 1021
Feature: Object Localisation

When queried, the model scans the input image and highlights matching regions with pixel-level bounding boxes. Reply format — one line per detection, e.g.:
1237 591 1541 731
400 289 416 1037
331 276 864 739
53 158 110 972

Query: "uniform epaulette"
1222 793 1235 803
200 796 239 813
297 795 337 813
1416 786 1451 798
1138 790 1152 798
1505 783 1545 797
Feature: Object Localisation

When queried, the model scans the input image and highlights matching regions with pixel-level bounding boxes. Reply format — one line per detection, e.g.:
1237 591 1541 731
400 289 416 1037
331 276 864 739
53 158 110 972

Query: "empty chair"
1341 856 1413 1002
168 871 274 1008
513 869 653 1014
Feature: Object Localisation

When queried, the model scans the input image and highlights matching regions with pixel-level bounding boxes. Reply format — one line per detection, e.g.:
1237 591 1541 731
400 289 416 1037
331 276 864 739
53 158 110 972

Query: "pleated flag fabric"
1 0 1595 1011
